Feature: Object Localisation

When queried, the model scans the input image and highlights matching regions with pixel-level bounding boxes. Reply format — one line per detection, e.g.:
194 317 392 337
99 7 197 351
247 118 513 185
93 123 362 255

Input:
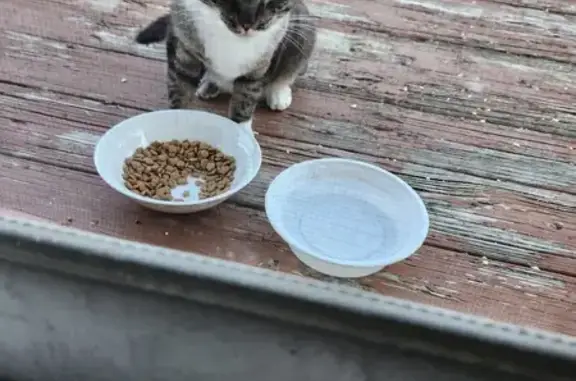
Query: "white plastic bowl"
94 109 261 213
265 158 429 278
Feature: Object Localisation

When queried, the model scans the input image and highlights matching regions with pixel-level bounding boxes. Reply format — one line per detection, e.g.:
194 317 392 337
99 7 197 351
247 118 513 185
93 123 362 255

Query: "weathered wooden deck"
1 0 575 335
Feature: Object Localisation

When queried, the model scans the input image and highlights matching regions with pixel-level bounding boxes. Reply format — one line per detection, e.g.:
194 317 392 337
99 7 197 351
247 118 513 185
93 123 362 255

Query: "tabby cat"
135 0 316 130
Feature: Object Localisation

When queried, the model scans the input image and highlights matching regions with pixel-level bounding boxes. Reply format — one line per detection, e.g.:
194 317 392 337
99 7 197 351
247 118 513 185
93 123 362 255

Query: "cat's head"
204 0 294 35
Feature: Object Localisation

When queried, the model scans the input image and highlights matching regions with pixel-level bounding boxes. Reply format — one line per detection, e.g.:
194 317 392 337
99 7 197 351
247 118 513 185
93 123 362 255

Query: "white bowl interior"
266 159 429 268
94 110 261 205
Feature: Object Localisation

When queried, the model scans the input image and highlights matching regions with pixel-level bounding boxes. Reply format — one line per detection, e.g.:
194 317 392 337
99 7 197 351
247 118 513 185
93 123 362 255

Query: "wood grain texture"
0 0 575 334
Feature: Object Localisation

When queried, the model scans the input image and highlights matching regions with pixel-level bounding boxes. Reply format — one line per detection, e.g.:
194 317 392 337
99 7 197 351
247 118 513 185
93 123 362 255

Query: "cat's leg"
265 16 316 112
229 76 265 130
167 69 192 109
265 80 293 111
166 33 204 108
265 73 298 111
265 36 313 112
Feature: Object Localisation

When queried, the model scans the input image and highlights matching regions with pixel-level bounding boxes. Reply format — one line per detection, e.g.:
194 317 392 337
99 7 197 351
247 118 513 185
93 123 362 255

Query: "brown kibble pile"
123 140 236 201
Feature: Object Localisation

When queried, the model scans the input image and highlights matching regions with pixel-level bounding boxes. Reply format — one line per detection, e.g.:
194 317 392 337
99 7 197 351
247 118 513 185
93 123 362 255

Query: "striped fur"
135 0 316 125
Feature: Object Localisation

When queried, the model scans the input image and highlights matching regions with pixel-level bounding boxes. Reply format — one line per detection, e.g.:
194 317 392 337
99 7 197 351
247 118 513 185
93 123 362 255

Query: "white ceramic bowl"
265 158 429 278
94 109 261 213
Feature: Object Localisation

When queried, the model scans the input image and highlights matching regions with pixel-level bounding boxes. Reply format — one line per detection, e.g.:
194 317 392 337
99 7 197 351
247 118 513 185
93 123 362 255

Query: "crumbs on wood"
123 140 236 201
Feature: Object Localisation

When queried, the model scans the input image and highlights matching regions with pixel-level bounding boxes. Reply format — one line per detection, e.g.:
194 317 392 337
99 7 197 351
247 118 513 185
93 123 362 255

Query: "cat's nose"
238 7 257 30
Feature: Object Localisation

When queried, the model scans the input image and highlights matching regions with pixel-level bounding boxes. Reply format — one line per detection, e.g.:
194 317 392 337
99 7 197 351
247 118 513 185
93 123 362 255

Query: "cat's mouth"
232 25 262 36
236 25 252 35
228 19 272 36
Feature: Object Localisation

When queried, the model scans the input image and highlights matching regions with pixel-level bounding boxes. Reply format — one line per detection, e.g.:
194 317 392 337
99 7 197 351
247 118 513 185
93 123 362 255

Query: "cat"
135 0 316 130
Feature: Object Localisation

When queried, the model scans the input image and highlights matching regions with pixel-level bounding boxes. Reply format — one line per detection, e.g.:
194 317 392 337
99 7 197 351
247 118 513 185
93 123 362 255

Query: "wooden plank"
1 20 574 264
1 73 575 334
1 83 574 271
0 0 575 335
7 0 576 64
8 1 576 130
1 151 575 334
483 0 576 15
3 1 576 140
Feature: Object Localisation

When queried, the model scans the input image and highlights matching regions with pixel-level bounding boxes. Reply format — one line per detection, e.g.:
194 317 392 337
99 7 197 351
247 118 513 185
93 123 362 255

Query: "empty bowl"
94 109 261 213
265 158 429 278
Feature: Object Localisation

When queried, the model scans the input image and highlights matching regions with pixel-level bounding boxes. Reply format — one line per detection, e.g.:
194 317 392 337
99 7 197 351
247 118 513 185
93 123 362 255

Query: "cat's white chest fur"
184 0 285 86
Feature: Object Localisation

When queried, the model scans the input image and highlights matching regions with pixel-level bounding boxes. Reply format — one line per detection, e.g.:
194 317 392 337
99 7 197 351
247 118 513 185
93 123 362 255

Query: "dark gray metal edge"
0 215 575 379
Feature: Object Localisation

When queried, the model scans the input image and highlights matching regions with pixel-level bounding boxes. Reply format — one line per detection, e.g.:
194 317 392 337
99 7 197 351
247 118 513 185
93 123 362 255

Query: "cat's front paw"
266 86 292 111
195 81 221 100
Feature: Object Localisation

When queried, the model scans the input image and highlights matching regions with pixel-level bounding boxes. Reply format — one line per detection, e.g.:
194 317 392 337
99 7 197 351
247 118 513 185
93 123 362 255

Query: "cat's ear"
135 14 170 45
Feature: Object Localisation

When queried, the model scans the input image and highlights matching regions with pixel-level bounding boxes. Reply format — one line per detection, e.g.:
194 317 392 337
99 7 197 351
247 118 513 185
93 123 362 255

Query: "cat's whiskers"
292 19 316 25
289 27 317 38
289 25 316 36
290 14 319 20
287 24 315 42
282 34 307 58
288 22 318 36
289 16 319 23
288 23 315 32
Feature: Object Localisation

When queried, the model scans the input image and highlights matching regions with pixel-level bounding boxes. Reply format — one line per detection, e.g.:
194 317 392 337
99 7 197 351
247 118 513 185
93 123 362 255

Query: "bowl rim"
264 158 430 268
94 109 262 206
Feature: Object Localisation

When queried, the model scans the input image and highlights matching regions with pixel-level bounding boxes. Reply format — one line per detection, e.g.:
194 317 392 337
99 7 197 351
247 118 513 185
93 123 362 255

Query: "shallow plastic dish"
94 109 261 214
265 158 429 278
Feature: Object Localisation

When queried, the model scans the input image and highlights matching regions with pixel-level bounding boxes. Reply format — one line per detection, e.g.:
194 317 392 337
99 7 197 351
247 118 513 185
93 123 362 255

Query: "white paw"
195 77 207 97
238 118 253 132
195 80 219 99
267 86 292 111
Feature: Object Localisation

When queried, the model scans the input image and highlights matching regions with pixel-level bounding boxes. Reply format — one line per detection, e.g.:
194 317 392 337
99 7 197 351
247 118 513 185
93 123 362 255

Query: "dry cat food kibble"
122 140 236 201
